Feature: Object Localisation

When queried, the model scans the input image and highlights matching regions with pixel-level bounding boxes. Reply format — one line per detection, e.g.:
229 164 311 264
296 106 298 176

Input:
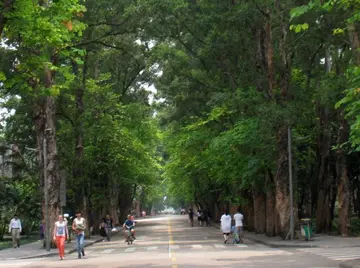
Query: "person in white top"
233 208 244 243
220 211 232 244
8 214 22 248
53 215 69 260
72 211 86 259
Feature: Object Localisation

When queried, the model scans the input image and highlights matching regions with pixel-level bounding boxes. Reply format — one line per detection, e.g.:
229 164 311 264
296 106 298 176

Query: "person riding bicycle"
123 215 136 240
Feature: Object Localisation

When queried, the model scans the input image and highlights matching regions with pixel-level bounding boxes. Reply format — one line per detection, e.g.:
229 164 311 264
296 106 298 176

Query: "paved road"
0 215 343 267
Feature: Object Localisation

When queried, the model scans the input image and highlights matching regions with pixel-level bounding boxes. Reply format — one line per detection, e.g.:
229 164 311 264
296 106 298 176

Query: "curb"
14 231 120 260
340 259 360 268
209 222 318 248
18 237 104 260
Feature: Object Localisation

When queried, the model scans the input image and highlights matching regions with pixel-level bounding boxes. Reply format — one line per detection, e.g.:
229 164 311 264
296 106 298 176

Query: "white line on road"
147 246 158 251
330 256 359 261
192 245 202 249
124 247 136 253
214 244 226 248
203 237 208 239
169 245 179 250
100 248 116 254
235 244 248 248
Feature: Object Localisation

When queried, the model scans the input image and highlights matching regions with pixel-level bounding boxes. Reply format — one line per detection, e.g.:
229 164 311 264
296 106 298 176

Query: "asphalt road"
0 215 341 268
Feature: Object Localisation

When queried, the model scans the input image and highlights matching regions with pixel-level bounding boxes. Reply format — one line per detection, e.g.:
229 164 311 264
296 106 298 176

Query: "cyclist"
123 215 136 240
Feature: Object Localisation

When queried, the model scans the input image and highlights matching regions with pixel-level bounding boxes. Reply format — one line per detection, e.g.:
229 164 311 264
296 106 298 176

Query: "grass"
0 235 40 250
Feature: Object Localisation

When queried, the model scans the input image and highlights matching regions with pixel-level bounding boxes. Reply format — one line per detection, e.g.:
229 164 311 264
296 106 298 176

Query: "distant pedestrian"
197 211 202 226
8 214 22 248
40 220 45 241
99 221 106 241
207 210 212 226
103 214 113 241
233 208 244 243
72 211 86 259
188 209 194 227
220 210 231 244
203 210 209 227
53 215 69 260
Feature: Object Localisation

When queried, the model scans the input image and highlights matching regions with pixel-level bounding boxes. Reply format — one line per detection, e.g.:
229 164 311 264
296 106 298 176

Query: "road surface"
0 215 342 267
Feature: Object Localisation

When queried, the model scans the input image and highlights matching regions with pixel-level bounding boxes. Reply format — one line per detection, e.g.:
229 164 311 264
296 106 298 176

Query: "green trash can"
300 218 312 241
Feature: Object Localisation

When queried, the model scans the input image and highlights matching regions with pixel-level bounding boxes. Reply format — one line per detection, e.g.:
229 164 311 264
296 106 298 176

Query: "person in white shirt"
220 210 232 244
72 211 86 259
53 215 69 260
233 208 244 243
8 214 22 248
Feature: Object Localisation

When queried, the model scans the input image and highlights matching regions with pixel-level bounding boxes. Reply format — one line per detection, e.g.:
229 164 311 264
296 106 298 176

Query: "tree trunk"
336 111 350 236
253 191 266 233
315 47 333 233
335 24 360 236
43 59 60 243
72 55 88 232
109 176 120 224
243 196 254 232
274 127 291 238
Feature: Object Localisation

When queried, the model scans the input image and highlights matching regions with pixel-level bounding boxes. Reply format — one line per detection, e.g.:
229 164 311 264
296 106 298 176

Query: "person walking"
188 209 194 227
103 214 113 241
40 220 45 242
72 211 86 259
220 210 232 244
233 208 244 243
8 214 22 248
99 220 106 241
53 215 69 260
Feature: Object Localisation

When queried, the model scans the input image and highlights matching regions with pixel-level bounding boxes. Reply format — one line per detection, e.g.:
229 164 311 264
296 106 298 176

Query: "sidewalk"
0 235 106 260
211 221 360 268
210 221 360 248
244 231 360 248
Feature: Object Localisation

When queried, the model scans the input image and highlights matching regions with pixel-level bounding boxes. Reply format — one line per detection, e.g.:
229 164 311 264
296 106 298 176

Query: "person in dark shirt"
103 214 113 241
188 209 194 227
123 215 136 239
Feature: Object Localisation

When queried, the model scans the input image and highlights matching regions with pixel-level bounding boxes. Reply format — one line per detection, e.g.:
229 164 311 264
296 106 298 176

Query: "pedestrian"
220 210 232 244
40 220 45 241
233 208 244 243
197 210 202 226
203 210 209 227
99 220 106 241
103 214 113 241
207 210 212 226
72 211 86 259
188 209 194 227
53 215 69 260
8 214 22 248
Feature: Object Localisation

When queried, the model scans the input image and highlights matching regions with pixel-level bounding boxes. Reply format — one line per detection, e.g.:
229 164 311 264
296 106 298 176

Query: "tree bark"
72 54 88 233
44 95 60 238
266 170 276 236
315 105 332 233
274 127 291 238
335 24 360 236
253 191 266 233
336 111 350 235
109 176 120 224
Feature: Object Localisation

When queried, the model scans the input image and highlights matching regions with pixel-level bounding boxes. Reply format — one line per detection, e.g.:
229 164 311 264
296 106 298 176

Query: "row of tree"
149 0 360 237
2 0 360 240
0 0 164 238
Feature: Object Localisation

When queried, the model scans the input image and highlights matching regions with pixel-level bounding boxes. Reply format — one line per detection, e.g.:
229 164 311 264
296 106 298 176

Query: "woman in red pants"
53 215 68 260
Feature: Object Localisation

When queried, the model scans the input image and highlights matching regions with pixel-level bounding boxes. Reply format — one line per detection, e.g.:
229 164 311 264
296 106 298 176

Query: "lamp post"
288 127 294 240
43 135 50 251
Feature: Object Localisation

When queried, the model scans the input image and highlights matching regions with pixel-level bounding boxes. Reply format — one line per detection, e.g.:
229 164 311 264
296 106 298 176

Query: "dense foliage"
1 0 360 240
